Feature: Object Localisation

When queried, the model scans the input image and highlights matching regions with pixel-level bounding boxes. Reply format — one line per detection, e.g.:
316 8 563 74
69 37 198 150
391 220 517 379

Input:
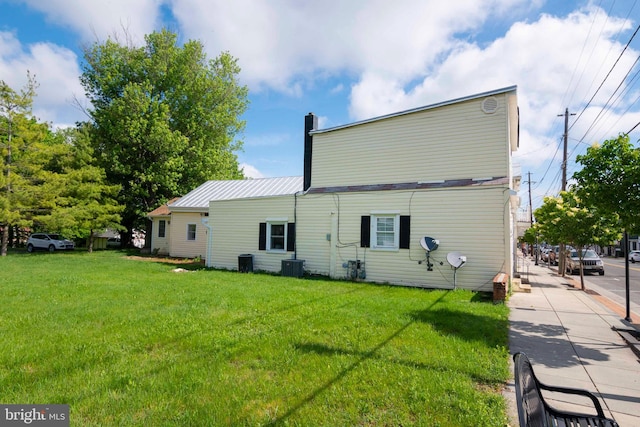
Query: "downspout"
201 217 213 268
294 192 297 260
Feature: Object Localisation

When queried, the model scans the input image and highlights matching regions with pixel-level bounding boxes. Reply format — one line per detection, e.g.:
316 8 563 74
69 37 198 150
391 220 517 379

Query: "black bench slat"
513 352 619 427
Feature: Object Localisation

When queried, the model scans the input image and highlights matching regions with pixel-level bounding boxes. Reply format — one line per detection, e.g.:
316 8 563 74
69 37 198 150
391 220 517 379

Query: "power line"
570 20 640 133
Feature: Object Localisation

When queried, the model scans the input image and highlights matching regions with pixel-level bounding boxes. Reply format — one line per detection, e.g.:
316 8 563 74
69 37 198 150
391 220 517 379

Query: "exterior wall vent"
482 97 498 114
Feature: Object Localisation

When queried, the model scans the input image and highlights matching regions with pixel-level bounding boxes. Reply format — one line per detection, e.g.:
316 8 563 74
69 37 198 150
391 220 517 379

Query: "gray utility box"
281 259 304 278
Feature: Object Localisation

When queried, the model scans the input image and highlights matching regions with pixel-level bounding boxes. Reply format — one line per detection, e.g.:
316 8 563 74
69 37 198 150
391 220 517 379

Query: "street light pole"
624 230 632 322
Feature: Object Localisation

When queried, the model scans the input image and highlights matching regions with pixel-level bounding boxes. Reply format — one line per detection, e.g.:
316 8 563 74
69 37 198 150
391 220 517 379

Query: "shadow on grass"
408 307 508 348
265 291 450 425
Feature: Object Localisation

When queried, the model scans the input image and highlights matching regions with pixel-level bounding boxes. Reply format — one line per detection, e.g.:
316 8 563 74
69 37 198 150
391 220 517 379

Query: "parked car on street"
26 233 75 253
540 248 550 263
565 249 604 275
629 250 640 263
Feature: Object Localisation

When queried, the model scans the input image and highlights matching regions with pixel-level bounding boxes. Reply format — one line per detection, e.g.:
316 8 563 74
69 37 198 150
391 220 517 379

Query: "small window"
187 224 196 241
362 215 410 250
259 222 295 252
268 222 286 251
371 214 399 250
158 220 166 238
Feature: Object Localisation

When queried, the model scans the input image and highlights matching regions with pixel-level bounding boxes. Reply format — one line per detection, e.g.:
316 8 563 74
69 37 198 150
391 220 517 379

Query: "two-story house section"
206 86 520 291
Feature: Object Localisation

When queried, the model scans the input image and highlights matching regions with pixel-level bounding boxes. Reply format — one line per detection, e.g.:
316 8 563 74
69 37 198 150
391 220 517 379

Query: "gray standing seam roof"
169 176 304 210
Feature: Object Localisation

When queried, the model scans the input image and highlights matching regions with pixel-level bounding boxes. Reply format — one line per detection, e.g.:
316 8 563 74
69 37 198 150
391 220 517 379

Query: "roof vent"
482 97 498 114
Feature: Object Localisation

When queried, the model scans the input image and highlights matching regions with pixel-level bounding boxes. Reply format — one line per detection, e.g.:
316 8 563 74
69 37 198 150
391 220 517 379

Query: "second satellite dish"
446 251 467 268
446 251 467 289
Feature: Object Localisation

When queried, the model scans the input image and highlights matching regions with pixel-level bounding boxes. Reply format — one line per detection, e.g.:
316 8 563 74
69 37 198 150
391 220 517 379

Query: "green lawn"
0 250 510 426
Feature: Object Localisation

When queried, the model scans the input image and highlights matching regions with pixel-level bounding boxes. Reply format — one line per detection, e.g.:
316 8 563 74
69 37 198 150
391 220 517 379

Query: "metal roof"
310 85 517 134
169 176 304 210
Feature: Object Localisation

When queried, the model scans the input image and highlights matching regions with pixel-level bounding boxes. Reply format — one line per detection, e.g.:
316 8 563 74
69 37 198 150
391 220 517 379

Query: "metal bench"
513 352 619 427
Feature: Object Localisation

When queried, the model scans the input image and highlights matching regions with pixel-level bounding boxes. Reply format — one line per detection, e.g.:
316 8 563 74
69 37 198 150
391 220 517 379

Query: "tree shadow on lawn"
264 292 455 425
408 307 508 348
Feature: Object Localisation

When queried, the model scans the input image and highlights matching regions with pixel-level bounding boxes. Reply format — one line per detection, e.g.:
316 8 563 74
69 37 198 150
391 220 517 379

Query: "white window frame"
186 223 197 241
370 213 400 251
266 218 287 252
158 219 166 238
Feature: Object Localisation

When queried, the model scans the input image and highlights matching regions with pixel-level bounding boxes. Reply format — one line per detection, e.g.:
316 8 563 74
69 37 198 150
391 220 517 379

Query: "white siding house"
147 177 303 259
205 86 521 292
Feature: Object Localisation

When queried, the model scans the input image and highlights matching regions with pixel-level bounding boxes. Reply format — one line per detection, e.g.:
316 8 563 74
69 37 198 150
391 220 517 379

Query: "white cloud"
19 0 162 43
239 163 265 179
171 0 534 91
0 31 84 127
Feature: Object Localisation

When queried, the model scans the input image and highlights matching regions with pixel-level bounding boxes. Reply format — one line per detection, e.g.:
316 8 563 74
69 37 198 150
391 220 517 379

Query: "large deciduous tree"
80 29 249 246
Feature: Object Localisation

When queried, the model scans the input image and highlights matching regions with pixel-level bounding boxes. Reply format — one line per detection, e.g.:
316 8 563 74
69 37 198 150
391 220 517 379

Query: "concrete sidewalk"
506 260 640 426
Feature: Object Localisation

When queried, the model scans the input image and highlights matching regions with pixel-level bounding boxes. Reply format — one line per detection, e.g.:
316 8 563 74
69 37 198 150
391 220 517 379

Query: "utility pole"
525 172 539 265
558 108 575 191
557 108 575 274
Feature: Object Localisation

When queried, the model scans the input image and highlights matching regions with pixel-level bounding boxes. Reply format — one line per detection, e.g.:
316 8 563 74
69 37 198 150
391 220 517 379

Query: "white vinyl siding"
311 95 511 188
169 212 207 258
208 196 296 272
295 187 509 292
202 88 517 288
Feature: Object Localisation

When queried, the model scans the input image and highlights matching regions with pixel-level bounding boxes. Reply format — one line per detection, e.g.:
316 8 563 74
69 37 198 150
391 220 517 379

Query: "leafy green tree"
573 134 640 234
520 226 537 248
0 76 51 255
80 29 249 246
36 127 124 252
534 190 620 289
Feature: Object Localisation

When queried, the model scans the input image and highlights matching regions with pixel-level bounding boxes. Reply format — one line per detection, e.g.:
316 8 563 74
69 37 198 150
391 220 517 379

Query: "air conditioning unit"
281 259 305 278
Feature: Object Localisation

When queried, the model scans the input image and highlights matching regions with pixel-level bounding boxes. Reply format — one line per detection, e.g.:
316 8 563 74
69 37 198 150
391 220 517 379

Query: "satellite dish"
447 252 467 269
446 252 467 290
420 237 439 252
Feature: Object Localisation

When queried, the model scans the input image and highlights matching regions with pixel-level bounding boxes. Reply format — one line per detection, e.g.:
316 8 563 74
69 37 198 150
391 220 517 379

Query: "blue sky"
1 0 639 213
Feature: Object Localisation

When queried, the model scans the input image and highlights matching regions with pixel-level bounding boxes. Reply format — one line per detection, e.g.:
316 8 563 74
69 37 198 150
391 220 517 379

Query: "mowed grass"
0 250 510 426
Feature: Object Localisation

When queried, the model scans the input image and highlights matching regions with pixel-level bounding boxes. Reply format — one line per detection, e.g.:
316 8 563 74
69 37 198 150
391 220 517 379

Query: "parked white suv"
27 233 75 252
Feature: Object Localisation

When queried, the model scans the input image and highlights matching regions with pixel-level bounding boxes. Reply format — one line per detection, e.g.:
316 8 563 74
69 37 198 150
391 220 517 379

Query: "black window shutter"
287 223 295 252
399 215 410 249
259 223 267 250
360 216 370 248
